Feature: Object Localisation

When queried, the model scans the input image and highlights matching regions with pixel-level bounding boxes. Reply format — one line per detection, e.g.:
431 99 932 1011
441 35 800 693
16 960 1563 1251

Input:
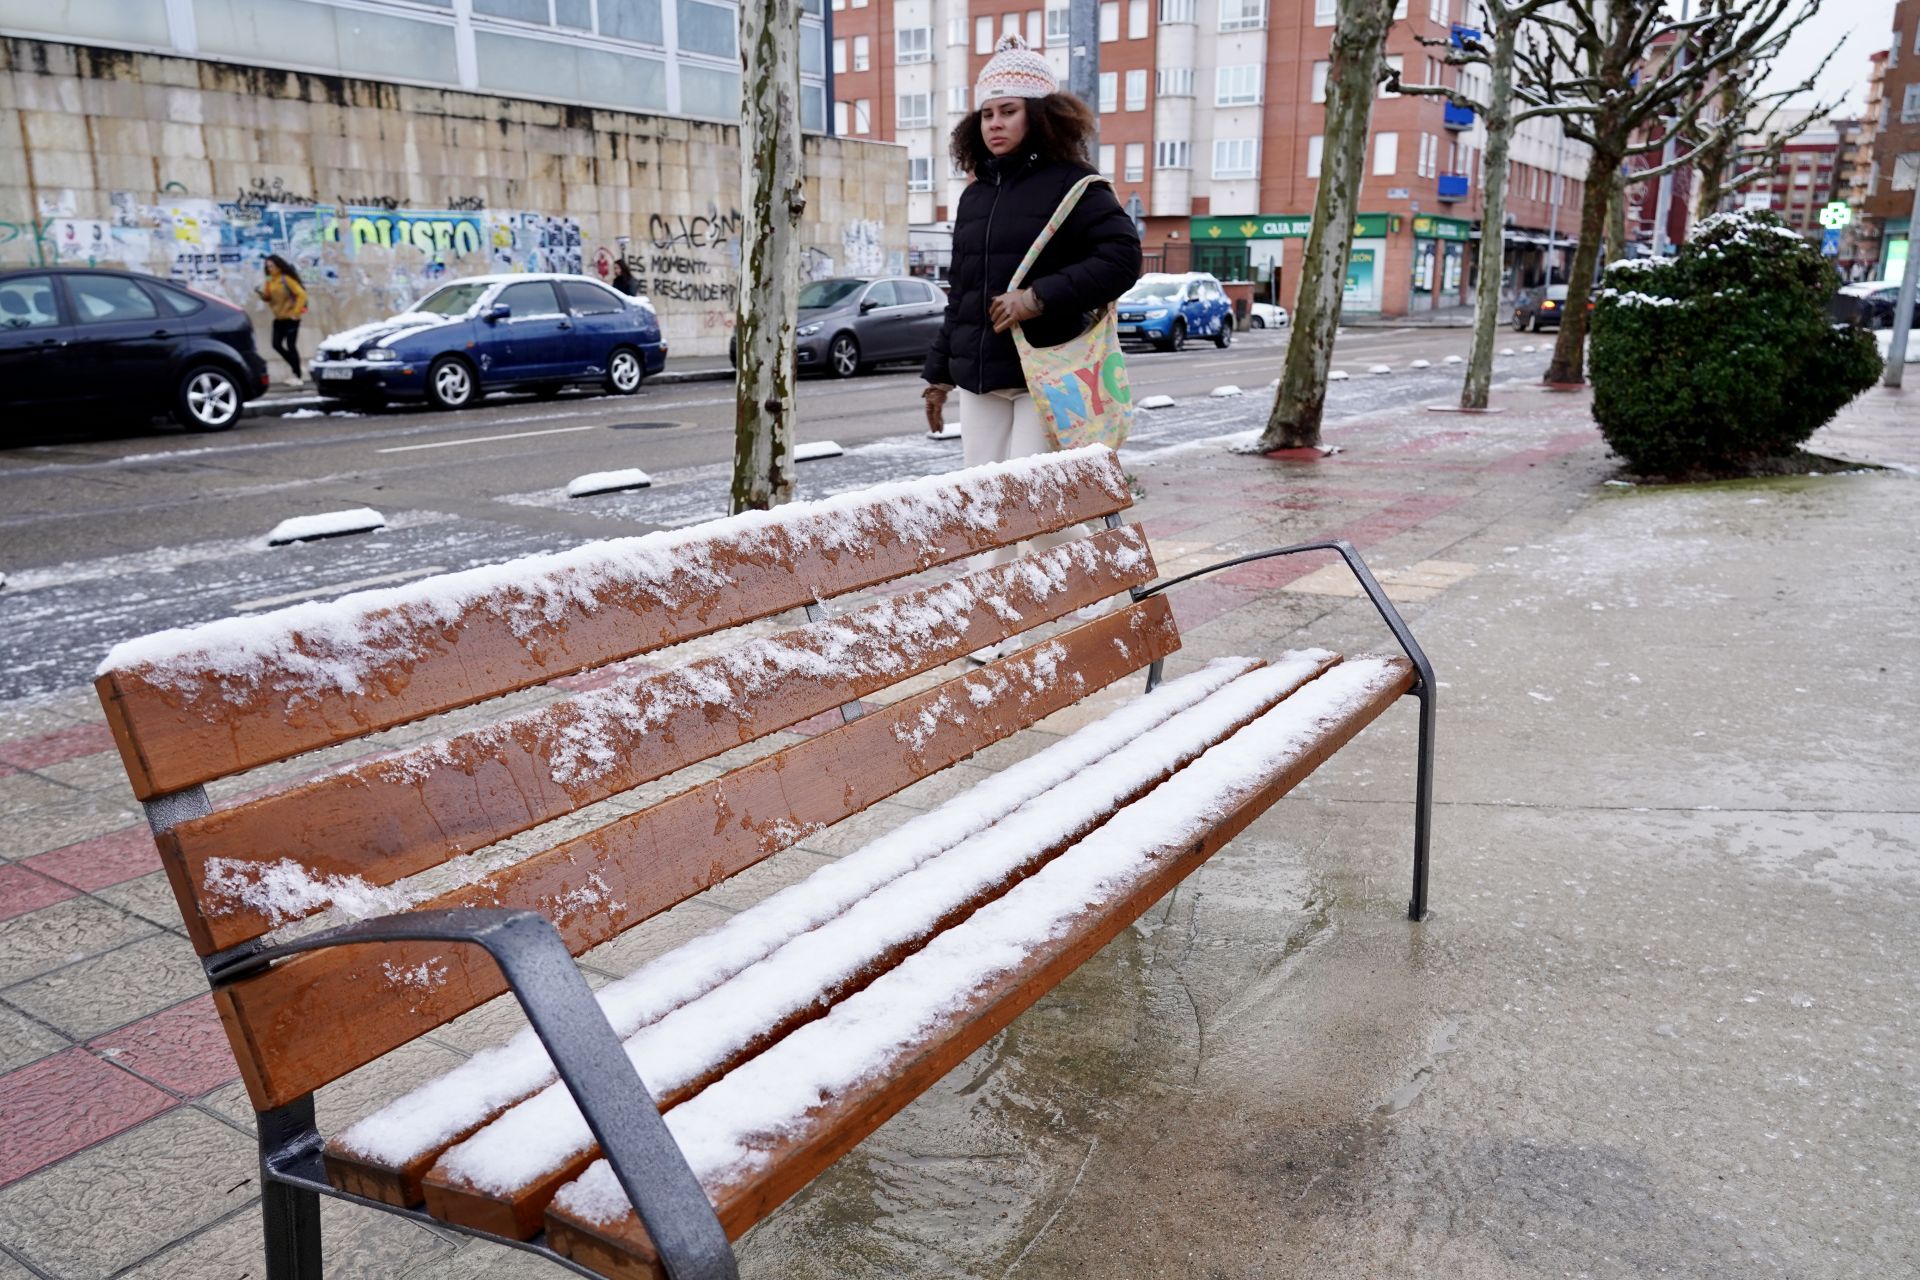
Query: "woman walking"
257 254 309 386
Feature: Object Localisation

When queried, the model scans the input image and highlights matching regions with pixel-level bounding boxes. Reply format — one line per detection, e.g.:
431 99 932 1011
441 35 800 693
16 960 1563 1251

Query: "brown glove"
989 287 1045 334
923 383 951 433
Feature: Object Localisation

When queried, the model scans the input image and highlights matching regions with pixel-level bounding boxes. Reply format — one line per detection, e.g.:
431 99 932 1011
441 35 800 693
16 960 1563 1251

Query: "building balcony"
1437 173 1469 202
1443 101 1475 130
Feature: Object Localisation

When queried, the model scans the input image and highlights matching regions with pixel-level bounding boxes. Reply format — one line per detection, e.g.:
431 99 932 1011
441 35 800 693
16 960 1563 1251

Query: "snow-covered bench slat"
321 656 1262 1208
216 599 1180 1113
408 653 1340 1238
543 657 1415 1273
95 447 1133 799
162 526 1157 956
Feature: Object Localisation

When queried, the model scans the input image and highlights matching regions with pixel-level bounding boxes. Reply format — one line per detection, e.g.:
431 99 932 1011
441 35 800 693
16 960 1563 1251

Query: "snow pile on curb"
1138 395 1176 410
1208 385 1242 398
567 469 653 498
794 441 844 461
265 509 386 546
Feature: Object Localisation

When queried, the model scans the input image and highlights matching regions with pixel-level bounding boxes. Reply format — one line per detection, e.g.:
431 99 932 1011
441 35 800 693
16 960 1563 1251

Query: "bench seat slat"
217 599 1181 1113
323 657 1265 1209
163 527 1158 956
542 656 1415 1278
97 448 1133 799
407 652 1342 1239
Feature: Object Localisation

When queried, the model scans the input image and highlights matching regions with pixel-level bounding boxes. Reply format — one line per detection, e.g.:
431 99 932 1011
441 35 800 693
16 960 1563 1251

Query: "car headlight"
1144 308 1169 319
363 348 399 362
796 322 823 337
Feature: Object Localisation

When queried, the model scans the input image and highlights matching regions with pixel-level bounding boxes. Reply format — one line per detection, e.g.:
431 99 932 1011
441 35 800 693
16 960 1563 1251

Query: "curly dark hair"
948 93 1097 177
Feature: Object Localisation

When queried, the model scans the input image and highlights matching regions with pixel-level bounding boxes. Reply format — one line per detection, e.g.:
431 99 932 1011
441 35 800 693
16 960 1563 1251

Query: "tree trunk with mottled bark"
731 0 805 513
1462 22 1519 410
1543 143 1621 386
1257 0 1396 450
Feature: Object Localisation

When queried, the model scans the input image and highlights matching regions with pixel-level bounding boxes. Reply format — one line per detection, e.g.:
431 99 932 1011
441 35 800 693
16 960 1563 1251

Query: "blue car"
1116 272 1234 352
311 273 667 409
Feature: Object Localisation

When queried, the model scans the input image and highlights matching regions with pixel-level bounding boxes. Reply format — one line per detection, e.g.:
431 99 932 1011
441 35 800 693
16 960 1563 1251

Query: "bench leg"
258 1098 323 1280
1409 683 1435 923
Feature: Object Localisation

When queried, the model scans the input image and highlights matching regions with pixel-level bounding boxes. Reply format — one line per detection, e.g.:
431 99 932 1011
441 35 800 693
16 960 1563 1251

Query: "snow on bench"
552 656 1409 1224
329 656 1261 1187
412 653 1340 1213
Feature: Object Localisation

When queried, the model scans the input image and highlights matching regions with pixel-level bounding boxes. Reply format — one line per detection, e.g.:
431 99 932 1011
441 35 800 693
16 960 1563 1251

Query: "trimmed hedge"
1589 210 1883 475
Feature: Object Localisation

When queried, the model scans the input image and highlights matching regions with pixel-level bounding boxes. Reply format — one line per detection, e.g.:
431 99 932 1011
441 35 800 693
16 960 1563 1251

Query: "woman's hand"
922 383 952 434
988 288 1044 334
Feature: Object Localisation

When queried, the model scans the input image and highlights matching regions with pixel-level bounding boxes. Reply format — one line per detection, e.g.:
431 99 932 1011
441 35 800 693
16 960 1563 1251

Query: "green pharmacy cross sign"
1818 202 1852 231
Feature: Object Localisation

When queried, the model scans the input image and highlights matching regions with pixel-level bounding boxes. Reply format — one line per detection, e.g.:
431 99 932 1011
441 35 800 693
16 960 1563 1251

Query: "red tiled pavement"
23 826 161 892
0 863 81 924
0 1048 177 1187
0 721 116 775
90 994 240 1099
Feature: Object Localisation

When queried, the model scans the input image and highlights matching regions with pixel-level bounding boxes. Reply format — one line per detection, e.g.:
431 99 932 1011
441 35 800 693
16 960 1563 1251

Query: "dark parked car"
0 267 269 431
1511 284 1590 332
727 276 948 377
311 273 666 409
1833 280 1918 330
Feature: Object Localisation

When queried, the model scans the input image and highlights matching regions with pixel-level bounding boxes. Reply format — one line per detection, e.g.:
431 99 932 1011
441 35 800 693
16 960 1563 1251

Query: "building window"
851 98 870 132
1157 66 1194 96
1214 138 1258 178
898 92 931 127
853 34 869 71
1004 11 1021 35
1125 142 1146 181
1046 5 1071 43
1381 54 1402 96
1312 60 1330 103
1216 64 1262 106
949 84 969 114
976 15 993 53
1307 134 1324 178
834 100 848 132
1129 0 1149 38
1374 131 1399 175
908 156 933 192
1429 0 1447 20
1099 143 1117 176
896 26 931 63
1314 0 1335 26
1100 1 1120 41
1126 68 1147 110
1904 84 1920 124
1155 138 1190 168
1028 10 1044 45
1099 71 1117 112
677 0 737 59
1159 0 1194 21
949 16 967 44
831 38 845 74
1218 0 1265 31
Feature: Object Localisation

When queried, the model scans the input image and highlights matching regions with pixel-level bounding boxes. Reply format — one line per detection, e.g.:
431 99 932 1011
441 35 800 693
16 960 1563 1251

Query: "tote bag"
1006 174 1133 452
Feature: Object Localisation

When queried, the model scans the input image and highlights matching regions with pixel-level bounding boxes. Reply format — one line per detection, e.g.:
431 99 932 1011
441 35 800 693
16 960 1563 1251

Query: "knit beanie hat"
974 34 1058 108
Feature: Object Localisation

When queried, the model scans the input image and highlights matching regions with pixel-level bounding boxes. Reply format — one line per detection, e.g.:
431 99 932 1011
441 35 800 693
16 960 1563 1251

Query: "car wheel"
605 347 644 395
1530 316 1544 333
1214 319 1232 349
427 356 476 410
174 365 242 432
1250 315 1266 329
1170 320 1187 352
829 333 861 379
1512 311 1528 332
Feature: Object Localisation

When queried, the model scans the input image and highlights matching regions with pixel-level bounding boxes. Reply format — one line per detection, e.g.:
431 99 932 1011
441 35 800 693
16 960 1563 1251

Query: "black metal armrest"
211 908 738 1280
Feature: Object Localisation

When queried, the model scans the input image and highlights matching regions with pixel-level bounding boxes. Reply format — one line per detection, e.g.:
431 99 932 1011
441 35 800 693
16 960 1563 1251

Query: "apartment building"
832 0 1589 316
1863 0 1920 281
1839 51 1887 273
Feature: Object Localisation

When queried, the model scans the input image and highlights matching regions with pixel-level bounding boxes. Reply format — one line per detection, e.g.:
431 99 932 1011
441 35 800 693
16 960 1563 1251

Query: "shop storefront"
1879 216 1910 284
1410 215 1471 312
1189 213 1399 313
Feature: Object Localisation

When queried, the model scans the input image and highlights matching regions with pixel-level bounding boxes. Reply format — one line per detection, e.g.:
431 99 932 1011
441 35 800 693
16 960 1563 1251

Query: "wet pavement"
0 378 1914 1277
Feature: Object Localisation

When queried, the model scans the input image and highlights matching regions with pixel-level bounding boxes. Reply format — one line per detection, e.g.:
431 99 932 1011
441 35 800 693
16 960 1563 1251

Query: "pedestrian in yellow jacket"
258 255 309 386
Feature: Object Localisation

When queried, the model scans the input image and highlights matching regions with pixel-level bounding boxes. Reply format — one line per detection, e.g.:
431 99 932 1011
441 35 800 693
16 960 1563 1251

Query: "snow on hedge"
552 656 1404 1219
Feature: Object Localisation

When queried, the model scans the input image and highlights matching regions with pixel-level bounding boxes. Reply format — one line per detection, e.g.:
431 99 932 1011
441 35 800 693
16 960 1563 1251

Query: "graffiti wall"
0 39 907 358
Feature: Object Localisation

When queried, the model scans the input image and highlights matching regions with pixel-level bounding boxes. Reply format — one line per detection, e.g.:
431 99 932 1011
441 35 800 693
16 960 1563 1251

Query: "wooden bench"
95 446 1434 1280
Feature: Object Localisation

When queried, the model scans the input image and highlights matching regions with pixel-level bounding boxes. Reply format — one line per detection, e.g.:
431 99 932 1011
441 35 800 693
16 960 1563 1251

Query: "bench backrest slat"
98 451 1133 799
160 527 1157 956
215 597 1181 1111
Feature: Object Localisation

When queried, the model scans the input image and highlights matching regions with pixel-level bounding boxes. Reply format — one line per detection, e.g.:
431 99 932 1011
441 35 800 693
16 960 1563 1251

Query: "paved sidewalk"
1 380 1913 1278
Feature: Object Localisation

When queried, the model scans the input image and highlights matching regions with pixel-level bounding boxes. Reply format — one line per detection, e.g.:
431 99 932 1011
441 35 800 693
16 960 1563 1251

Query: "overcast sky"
1759 0 1895 113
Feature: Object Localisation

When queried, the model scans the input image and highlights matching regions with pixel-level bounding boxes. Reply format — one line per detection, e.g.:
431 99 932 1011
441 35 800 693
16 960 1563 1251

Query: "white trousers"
956 388 1083 568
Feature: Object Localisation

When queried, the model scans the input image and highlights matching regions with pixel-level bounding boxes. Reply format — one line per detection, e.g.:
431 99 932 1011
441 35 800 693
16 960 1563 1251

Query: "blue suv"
311 273 667 409
1116 272 1234 352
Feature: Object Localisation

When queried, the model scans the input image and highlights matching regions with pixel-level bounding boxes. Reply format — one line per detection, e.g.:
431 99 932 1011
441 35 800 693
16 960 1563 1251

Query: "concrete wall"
0 38 906 359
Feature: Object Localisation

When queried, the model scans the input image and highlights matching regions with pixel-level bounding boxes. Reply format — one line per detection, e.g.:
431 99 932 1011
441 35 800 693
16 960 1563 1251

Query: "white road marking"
377 423 604 453
236 566 449 612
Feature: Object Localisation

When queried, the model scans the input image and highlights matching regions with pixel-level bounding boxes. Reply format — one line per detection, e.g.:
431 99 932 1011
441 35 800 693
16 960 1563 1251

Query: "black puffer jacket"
923 153 1142 394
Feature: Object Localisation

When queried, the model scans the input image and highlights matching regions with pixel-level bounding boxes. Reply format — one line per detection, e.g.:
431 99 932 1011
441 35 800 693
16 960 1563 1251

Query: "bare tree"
1257 0 1396 451
1511 0 1829 385
731 0 806 513
1386 0 1564 410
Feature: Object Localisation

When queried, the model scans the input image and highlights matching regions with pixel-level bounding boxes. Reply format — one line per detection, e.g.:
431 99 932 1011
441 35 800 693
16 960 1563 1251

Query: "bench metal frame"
139 529 1433 1280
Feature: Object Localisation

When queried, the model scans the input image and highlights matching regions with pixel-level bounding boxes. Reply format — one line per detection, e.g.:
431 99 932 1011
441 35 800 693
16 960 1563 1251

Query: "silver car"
730 276 948 377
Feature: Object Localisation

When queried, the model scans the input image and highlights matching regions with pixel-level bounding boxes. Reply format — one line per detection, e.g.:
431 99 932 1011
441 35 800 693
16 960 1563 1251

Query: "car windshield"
1122 280 1182 301
413 282 492 316
798 280 866 308
1545 286 1569 300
